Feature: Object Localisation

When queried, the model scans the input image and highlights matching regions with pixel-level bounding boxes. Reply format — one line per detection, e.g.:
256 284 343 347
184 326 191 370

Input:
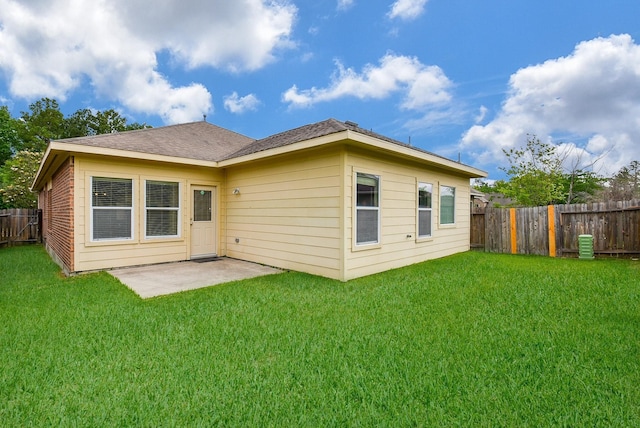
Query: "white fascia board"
219 129 487 178
346 130 487 178
31 144 54 191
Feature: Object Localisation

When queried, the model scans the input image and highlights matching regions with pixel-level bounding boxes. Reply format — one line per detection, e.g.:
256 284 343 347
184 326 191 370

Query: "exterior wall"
73 155 224 272
56 144 475 279
225 147 344 279
343 147 472 280
40 157 75 273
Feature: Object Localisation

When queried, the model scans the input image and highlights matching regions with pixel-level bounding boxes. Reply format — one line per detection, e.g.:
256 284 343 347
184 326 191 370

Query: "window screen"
418 182 432 237
356 173 379 245
146 181 179 237
440 185 456 225
91 177 133 240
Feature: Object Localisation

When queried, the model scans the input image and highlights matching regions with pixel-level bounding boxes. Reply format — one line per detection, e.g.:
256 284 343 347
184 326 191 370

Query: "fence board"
0 209 42 247
471 199 640 257
470 207 485 248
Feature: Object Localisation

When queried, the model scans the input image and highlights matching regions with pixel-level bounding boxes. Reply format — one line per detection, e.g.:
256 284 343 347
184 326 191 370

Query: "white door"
191 186 216 258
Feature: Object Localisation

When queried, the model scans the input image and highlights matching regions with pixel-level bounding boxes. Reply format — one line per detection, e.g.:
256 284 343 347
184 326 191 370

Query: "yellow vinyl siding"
70 142 476 279
226 148 343 279
344 148 472 280
74 155 224 272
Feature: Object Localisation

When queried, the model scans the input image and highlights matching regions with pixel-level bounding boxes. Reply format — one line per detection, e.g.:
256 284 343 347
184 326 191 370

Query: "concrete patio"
108 257 283 298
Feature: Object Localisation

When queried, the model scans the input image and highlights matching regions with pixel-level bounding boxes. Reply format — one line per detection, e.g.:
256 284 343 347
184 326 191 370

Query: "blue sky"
1 0 639 180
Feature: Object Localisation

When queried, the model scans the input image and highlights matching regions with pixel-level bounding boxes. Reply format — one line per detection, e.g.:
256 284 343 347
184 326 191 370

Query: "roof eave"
32 141 221 191
31 144 56 191
220 129 487 178
346 130 487 178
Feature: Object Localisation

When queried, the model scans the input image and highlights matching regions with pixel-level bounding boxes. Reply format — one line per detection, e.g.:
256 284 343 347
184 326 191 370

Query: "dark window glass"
194 190 212 222
356 173 379 245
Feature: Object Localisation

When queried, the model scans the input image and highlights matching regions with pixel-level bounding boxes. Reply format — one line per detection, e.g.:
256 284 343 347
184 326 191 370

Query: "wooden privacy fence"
471 199 640 257
0 209 42 247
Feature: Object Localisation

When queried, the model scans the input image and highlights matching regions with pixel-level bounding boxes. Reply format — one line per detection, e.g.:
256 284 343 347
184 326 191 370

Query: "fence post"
548 205 556 257
510 208 517 254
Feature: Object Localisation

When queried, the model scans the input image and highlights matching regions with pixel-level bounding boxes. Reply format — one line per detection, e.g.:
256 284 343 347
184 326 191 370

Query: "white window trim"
144 180 181 239
417 181 433 239
89 176 135 242
354 171 381 248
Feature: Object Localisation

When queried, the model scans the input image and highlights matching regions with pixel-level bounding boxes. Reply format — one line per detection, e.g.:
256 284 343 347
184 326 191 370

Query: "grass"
1 245 639 426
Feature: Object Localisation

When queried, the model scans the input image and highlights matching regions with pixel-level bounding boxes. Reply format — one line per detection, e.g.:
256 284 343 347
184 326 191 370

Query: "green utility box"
578 234 594 259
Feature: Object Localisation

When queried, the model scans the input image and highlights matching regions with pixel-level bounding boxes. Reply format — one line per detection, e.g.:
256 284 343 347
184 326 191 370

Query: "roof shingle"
52 118 464 168
223 118 348 159
57 121 254 162
223 118 453 163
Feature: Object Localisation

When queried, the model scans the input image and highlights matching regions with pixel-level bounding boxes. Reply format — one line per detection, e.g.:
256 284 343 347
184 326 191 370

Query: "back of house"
32 118 486 281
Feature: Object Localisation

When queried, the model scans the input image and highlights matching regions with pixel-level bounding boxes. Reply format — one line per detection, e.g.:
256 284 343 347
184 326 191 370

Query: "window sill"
141 236 184 244
352 242 382 252
86 239 136 247
438 223 457 229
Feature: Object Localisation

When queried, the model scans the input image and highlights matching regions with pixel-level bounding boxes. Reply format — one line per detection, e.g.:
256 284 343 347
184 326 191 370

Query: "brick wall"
42 157 74 273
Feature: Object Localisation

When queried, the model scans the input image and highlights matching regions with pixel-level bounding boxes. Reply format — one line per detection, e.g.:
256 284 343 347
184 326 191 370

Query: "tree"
471 178 495 194
555 142 606 204
63 108 94 138
498 135 565 206
496 135 605 206
17 98 65 152
63 108 148 138
559 169 604 204
0 106 21 166
601 161 640 201
0 151 42 208
0 100 150 208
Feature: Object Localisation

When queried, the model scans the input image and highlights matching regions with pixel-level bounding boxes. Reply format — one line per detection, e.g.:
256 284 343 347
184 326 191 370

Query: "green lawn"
1 245 638 426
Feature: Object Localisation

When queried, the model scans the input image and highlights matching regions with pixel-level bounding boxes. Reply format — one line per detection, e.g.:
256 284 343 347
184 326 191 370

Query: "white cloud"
461 34 640 176
282 53 452 109
115 0 296 72
0 0 296 124
388 0 428 20
300 52 315 63
223 92 261 114
120 72 213 125
475 106 488 124
404 107 467 132
337 0 355 11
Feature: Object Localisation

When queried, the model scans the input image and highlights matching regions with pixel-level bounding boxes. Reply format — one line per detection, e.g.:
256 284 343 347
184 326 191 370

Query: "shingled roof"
44 117 479 172
223 118 452 163
34 118 486 191
223 118 347 160
56 121 254 162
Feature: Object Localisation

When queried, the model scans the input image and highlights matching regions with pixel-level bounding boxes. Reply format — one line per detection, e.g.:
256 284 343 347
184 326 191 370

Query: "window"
193 189 212 222
145 180 180 238
418 182 432 237
440 185 456 225
356 172 380 245
91 177 133 240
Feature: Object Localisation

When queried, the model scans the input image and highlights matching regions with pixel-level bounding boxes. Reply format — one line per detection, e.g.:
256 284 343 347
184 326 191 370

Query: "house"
32 119 487 281
470 188 489 208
